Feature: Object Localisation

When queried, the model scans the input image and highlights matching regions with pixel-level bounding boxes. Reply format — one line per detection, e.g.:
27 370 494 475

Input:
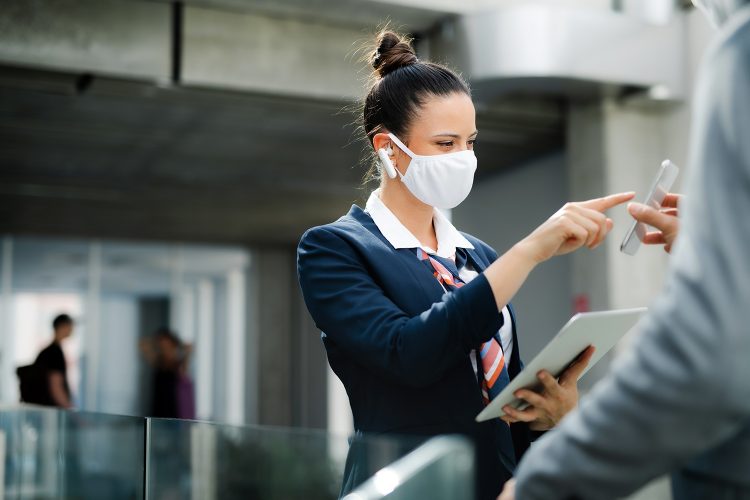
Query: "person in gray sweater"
500 1 750 499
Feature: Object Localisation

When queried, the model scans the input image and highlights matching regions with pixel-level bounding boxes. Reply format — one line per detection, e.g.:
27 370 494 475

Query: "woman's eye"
437 141 454 147
468 140 476 148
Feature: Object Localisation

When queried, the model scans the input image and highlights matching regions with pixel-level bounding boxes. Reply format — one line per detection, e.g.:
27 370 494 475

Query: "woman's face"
393 91 477 169
158 336 179 361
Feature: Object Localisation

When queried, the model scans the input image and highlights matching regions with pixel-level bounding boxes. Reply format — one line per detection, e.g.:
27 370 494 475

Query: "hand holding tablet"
501 345 596 430
476 308 647 422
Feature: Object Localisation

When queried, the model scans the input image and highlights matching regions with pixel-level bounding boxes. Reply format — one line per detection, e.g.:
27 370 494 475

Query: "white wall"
96 295 140 415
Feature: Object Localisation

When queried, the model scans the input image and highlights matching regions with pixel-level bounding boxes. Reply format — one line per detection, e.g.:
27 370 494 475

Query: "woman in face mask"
297 30 633 500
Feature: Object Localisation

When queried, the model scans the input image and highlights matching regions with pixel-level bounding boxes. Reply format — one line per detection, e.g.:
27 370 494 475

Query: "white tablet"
476 308 647 422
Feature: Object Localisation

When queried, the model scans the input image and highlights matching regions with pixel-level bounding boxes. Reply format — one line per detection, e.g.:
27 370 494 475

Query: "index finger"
579 192 636 212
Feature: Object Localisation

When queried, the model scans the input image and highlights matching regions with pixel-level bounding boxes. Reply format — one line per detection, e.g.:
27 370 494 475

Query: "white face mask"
387 133 477 209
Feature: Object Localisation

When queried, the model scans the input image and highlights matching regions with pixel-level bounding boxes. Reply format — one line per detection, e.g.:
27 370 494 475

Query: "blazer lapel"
348 205 447 309
464 247 490 273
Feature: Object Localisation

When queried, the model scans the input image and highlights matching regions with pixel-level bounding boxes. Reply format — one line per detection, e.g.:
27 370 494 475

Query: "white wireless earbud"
378 144 398 179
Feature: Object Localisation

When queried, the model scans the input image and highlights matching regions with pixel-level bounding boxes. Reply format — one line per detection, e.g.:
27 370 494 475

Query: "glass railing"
145 419 428 500
342 436 474 500
0 406 146 499
0 406 474 499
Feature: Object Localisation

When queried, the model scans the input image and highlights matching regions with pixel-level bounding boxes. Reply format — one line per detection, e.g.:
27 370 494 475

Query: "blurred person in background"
500 1 750 499
26 313 75 408
297 29 633 500
140 327 195 419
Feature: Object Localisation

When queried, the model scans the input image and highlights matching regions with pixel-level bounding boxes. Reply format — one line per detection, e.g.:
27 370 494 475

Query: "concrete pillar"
253 249 294 426
196 279 215 420
454 153 571 360
292 278 328 429
250 248 327 428
225 268 246 426
169 246 186 336
0 428 5 499
566 99 681 389
0 237 13 405
562 13 714 500
572 6 714 321
566 99 672 500
178 288 196 344
244 263 259 425
603 101 677 309
566 107 680 500
85 241 102 411
169 245 196 342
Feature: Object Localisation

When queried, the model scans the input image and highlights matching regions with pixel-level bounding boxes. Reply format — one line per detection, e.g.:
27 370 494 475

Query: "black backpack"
16 363 51 405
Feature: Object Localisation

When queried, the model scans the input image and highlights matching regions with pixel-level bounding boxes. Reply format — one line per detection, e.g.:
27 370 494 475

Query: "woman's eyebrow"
431 131 479 138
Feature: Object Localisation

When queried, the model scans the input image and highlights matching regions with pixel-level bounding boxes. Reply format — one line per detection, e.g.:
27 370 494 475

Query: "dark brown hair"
52 314 73 330
360 30 470 182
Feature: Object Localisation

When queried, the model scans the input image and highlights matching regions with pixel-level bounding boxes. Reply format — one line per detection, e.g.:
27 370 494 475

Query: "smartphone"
620 159 680 256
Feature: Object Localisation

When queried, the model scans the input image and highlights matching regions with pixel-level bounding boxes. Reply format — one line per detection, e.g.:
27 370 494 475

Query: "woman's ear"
372 132 392 155
373 132 397 179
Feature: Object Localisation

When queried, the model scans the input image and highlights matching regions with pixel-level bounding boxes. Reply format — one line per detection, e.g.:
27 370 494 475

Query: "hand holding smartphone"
620 160 680 256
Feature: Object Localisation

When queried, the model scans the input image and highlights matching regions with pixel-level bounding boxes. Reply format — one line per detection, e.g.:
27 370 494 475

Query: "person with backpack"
18 314 75 408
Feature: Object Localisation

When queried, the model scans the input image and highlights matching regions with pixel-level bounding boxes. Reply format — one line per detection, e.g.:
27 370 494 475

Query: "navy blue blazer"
297 205 533 500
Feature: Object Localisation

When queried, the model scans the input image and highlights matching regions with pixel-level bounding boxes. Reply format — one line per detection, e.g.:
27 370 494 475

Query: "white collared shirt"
365 189 474 258
364 190 514 371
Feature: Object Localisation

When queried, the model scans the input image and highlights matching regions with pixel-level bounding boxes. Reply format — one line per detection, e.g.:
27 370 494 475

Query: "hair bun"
372 31 418 79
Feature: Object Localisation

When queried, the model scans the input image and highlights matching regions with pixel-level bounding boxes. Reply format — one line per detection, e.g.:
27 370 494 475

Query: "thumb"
560 346 595 385
628 203 674 232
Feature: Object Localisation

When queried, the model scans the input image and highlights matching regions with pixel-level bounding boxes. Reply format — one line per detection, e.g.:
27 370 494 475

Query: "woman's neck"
379 183 438 250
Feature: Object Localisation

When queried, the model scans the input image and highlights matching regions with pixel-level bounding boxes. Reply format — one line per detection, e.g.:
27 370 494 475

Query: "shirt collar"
365 189 474 258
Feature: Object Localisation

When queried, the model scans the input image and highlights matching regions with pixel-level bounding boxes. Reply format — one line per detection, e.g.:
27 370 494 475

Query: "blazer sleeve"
297 225 503 388
514 32 750 500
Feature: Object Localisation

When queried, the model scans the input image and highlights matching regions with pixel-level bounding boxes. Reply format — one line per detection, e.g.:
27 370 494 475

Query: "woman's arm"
298 226 505 388
297 193 631 389
484 193 634 311
481 193 633 428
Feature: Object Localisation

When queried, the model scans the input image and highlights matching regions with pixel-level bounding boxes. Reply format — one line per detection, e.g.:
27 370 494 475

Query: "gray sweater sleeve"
514 15 750 500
